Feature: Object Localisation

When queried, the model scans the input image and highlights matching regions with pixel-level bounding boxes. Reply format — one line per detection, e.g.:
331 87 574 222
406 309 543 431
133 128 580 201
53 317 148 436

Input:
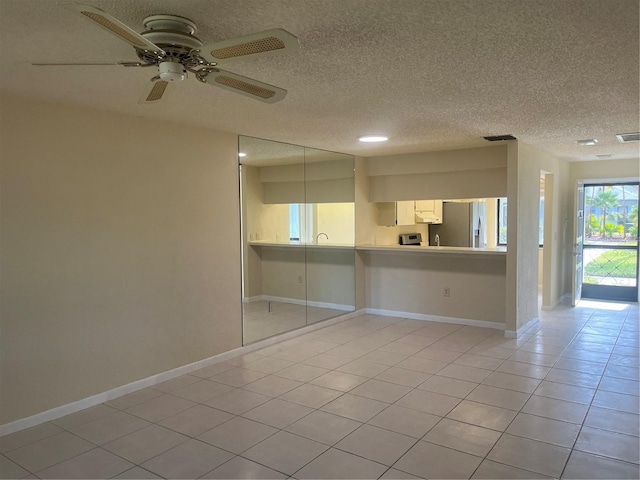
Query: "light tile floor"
1 299 639 479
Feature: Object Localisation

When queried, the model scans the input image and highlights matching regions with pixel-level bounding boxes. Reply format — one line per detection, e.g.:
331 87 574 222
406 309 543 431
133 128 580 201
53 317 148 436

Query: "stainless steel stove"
399 233 422 245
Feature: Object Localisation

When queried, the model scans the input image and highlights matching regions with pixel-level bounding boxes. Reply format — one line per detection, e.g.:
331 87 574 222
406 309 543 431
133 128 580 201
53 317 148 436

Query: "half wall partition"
239 136 355 344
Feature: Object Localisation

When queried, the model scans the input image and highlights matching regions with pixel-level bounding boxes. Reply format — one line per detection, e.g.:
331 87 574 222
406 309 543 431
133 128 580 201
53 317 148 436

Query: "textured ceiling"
0 0 638 161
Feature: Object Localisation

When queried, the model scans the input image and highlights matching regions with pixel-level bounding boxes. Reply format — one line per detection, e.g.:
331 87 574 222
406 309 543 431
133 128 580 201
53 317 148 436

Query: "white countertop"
249 241 355 250
356 244 507 256
249 241 506 256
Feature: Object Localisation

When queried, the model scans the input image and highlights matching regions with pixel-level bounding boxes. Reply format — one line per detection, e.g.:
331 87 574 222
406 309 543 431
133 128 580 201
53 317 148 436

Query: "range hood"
415 212 441 223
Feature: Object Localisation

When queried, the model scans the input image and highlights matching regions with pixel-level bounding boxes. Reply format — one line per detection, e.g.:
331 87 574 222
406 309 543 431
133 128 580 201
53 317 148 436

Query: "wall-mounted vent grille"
483 134 517 142
616 132 640 143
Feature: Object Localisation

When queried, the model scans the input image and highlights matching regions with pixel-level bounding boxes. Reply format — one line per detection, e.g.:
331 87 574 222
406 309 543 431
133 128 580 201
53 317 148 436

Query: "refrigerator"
429 201 487 247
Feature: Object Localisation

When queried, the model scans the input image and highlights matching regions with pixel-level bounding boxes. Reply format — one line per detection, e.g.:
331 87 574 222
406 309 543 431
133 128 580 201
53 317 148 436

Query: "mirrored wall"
239 136 355 344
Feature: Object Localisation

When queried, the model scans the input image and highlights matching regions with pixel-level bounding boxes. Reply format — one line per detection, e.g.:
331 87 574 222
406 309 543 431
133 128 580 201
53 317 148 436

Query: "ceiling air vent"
616 132 640 143
483 134 517 142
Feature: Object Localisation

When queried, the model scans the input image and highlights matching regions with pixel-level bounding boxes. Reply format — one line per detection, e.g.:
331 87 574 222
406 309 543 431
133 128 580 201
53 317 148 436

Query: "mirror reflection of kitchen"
239 136 355 344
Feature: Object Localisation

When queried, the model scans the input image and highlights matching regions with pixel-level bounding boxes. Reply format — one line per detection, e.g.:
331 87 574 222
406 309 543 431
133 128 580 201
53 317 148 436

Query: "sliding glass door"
582 183 639 302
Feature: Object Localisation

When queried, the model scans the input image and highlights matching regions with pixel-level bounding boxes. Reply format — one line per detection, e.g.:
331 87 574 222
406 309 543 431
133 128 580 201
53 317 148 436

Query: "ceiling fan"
32 4 299 104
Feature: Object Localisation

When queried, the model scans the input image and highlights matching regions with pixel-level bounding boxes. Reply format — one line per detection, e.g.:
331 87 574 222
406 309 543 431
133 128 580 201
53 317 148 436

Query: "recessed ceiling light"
359 135 388 143
238 152 247 157
616 132 640 143
596 153 613 158
577 139 598 146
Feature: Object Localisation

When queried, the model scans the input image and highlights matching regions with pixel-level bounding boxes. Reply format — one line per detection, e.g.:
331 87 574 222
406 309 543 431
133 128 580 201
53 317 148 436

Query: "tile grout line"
558 309 638 478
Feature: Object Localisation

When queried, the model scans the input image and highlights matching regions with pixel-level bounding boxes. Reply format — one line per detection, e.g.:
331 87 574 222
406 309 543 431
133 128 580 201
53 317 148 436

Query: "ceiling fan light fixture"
577 138 598 146
359 135 388 143
158 61 186 82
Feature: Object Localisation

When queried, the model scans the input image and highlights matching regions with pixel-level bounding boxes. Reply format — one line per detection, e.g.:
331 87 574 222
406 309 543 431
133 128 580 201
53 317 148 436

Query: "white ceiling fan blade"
197 28 298 65
139 78 170 104
200 69 287 103
30 62 141 66
69 4 165 56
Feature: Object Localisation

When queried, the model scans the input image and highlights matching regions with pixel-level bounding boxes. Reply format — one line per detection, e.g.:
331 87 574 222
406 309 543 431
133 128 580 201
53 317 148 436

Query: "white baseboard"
365 308 505 331
0 309 364 437
243 295 353 311
559 293 572 305
504 316 540 338
306 299 353 311
241 308 365 351
541 293 571 311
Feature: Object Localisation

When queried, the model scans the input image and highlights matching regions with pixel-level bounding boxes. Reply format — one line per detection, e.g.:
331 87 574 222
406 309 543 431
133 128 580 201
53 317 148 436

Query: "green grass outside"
584 250 637 278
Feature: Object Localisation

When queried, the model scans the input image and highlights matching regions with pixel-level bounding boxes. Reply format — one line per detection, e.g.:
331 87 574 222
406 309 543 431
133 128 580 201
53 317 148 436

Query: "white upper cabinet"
377 201 415 226
415 200 443 224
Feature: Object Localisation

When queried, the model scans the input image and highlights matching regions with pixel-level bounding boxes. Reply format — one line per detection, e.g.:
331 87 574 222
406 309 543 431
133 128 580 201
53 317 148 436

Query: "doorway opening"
539 172 549 309
580 182 639 302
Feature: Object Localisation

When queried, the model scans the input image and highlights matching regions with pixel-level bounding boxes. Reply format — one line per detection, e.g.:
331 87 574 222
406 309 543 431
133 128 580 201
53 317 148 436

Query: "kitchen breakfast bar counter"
358 243 507 328
249 241 354 249
356 244 506 257
248 241 507 327
249 242 507 256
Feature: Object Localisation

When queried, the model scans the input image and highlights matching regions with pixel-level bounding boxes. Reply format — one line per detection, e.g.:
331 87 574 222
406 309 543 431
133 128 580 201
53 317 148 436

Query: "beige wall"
316 203 355 244
530 146 572 308
367 145 508 175
367 145 508 201
570 158 640 182
505 142 540 332
241 165 265 299
486 198 498 248
508 142 579 327
306 249 356 307
250 246 356 309
0 96 242 424
261 160 355 204
364 252 507 324
354 157 374 309
258 247 307 301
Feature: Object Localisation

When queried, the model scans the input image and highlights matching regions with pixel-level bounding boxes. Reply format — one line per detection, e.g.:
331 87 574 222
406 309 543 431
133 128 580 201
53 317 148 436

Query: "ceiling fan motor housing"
159 61 186 81
137 14 204 68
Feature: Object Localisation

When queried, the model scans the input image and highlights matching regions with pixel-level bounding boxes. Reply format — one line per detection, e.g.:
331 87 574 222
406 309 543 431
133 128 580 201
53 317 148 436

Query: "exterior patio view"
583 184 638 288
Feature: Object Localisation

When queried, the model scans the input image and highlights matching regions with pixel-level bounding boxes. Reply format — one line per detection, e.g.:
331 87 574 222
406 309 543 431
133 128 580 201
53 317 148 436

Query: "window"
497 198 507 245
289 204 300 241
539 196 544 246
496 197 544 246
289 204 314 242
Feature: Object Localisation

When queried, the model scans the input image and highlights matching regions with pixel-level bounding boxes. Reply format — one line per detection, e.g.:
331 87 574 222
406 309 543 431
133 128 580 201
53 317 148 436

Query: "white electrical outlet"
255 232 260 240
298 275 303 284
444 287 451 297
249 233 254 241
